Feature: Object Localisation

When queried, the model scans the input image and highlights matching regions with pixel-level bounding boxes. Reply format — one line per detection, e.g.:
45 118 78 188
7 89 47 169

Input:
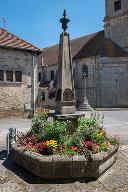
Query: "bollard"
6 128 17 158
6 133 10 159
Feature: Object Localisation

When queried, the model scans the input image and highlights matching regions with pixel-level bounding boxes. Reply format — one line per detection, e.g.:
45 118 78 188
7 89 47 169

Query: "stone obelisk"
55 10 76 114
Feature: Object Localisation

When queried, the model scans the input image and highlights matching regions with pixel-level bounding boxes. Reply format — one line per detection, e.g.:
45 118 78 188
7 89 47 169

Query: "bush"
31 113 67 143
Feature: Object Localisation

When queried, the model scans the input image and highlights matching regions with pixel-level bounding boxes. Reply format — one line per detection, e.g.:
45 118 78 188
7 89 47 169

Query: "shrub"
63 132 83 148
78 113 103 130
39 121 67 143
31 112 67 143
32 112 48 135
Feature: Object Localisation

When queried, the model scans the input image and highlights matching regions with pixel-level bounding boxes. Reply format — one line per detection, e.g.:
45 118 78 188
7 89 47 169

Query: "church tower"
104 0 128 50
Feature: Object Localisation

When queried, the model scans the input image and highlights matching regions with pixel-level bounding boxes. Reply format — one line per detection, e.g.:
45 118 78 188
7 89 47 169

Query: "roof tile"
43 31 128 66
0 28 41 53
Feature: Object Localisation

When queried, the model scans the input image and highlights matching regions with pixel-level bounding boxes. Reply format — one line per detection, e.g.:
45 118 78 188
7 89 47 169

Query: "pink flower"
70 146 78 152
84 141 95 150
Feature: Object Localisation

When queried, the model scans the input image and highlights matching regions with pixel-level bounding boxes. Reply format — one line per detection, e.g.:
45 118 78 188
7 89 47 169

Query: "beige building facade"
0 29 42 117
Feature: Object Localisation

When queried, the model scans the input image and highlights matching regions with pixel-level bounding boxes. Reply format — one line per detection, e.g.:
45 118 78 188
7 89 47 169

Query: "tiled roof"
0 28 41 53
43 31 128 66
43 32 97 65
74 31 128 59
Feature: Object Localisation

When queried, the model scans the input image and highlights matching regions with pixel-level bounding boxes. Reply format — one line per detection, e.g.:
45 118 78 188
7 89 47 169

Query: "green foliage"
58 148 78 156
99 143 108 152
93 130 105 144
63 132 83 148
77 115 105 144
32 112 48 135
31 113 67 143
18 112 119 156
78 114 102 130
108 136 119 146
40 121 67 142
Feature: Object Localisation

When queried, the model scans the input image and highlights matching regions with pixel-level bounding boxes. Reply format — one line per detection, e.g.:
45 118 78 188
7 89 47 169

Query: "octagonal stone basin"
11 145 118 180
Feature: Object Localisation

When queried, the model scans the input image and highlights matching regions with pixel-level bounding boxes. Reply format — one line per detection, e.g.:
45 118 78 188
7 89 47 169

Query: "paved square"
0 110 128 192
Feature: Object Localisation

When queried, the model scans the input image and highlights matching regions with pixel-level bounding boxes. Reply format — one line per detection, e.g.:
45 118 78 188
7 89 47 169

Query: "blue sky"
0 0 105 49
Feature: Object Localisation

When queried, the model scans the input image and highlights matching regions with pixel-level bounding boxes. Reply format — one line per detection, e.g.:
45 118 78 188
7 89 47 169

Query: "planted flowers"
17 112 119 156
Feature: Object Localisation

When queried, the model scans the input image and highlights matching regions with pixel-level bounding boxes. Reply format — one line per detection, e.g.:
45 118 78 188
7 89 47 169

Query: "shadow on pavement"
0 150 7 160
2 154 95 185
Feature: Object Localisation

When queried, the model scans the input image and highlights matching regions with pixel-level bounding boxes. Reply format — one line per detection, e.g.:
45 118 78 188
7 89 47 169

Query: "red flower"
70 146 78 152
37 142 47 155
84 141 95 150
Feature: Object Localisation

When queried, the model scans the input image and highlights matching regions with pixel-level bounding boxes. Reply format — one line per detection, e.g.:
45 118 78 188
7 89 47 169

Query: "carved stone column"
55 10 76 114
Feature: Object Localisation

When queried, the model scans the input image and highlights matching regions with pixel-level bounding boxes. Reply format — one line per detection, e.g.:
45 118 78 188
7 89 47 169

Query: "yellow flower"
45 140 57 150
95 130 104 139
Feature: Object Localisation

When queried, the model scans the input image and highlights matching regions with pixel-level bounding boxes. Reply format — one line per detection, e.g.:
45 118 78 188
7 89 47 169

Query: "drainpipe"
32 52 36 115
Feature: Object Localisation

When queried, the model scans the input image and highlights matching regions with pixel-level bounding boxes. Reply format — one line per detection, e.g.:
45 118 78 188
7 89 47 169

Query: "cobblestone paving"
0 146 128 192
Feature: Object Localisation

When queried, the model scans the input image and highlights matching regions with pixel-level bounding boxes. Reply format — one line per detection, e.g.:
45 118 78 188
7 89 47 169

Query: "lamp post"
83 71 91 108
78 71 91 111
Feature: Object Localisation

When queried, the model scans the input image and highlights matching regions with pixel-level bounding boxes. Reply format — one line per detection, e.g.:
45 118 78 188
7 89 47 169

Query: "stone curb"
11 144 118 180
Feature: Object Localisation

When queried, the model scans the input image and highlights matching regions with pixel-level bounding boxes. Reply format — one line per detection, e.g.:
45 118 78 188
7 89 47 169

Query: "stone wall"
96 57 128 107
38 87 56 109
74 57 97 108
0 48 36 117
40 56 128 109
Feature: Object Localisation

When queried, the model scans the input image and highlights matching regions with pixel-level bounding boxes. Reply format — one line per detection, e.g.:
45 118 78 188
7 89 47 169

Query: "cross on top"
60 9 70 32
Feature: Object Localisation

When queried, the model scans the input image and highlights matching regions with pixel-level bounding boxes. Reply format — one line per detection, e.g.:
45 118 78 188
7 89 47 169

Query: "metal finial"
60 9 70 32
63 9 66 17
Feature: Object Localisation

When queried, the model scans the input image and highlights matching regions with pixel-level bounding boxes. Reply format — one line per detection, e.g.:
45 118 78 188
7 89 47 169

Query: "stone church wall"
75 56 128 108
39 56 128 109
0 48 34 117
96 57 128 107
73 57 97 108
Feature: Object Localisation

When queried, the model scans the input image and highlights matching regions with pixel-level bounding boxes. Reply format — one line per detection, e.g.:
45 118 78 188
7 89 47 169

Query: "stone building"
0 28 42 117
39 0 128 109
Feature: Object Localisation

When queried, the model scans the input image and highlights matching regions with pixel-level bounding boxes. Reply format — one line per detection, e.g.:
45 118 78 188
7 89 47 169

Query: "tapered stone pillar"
55 11 76 114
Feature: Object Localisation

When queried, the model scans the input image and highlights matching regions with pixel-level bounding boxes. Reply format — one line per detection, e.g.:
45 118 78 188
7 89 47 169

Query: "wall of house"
0 48 34 117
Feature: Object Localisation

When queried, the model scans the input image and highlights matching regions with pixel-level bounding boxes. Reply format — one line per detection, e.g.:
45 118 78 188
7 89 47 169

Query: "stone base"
55 113 85 133
55 101 76 115
61 106 76 114
78 102 92 111
11 145 118 180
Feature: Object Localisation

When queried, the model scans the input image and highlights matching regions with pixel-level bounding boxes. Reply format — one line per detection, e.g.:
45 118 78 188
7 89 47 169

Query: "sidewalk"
0 145 128 192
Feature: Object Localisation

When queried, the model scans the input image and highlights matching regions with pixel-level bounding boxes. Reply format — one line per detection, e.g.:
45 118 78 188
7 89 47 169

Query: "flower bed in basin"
11 112 119 179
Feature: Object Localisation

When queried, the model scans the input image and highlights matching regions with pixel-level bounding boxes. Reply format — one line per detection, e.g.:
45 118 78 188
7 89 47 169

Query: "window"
38 72 41 82
51 70 54 81
15 71 22 82
0 70 4 81
41 92 45 101
114 0 121 11
6 70 13 82
82 65 88 77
